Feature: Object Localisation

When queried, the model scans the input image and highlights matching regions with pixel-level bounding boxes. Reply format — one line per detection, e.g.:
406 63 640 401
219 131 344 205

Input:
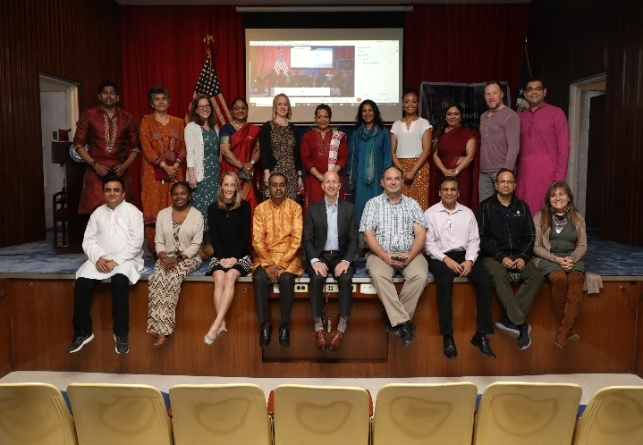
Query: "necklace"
553 212 568 234
232 120 245 129
445 124 460 132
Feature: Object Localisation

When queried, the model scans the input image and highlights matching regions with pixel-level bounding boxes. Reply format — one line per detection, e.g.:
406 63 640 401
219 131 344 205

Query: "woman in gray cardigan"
532 181 587 349
147 182 204 347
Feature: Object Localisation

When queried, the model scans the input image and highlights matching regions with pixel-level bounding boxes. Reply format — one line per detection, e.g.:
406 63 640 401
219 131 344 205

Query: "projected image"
246 29 403 123
248 46 355 99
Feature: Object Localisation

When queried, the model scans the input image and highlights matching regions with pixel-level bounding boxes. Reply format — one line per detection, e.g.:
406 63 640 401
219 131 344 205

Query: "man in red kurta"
73 81 140 214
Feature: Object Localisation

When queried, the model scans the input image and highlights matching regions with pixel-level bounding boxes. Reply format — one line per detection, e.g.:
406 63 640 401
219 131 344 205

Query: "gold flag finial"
203 34 214 57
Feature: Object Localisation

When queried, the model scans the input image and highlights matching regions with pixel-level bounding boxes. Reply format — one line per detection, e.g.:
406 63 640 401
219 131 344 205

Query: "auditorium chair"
0 382 78 445
473 382 582 445
273 384 371 445
169 383 272 445
67 383 172 445
572 386 643 444
371 382 478 445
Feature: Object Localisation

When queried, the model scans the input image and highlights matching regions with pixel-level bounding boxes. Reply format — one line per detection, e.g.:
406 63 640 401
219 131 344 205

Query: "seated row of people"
67 166 587 360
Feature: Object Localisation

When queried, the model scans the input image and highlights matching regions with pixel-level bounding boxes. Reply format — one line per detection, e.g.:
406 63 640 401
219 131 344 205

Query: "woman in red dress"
431 103 480 211
300 104 348 210
219 97 261 217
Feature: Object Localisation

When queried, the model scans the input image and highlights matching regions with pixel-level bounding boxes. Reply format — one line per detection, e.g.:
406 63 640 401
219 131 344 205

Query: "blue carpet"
1 233 642 277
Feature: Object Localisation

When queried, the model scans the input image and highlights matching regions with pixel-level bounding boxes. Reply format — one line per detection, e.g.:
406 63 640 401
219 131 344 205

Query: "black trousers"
252 267 296 326
306 251 354 318
428 251 494 336
73 274 130 337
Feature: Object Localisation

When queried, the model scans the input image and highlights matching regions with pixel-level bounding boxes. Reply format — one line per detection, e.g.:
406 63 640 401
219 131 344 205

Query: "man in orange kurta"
252 172 303 349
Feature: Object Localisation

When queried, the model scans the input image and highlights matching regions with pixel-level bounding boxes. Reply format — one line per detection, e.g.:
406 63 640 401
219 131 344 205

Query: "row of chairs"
0 381 642 444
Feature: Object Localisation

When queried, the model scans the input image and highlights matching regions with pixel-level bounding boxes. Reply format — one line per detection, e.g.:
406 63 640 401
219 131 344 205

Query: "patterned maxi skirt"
147 257 201 336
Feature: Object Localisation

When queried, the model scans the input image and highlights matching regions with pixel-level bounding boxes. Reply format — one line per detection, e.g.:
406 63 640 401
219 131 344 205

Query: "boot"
563 271 584 342
548 271 568 348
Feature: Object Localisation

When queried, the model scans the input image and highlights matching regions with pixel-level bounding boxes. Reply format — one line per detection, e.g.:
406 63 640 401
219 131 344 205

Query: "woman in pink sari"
431 104 480 211
219 98 261 216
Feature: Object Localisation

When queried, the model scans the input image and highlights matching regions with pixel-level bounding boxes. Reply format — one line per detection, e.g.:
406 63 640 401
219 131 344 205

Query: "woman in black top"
204 172 251 344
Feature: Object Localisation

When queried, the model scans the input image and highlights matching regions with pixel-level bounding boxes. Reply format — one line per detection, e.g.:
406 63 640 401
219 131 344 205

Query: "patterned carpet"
0 232 642 277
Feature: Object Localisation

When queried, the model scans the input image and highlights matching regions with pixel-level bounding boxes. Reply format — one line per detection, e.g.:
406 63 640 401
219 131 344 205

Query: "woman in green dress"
185 94 220 252
532 181 587 349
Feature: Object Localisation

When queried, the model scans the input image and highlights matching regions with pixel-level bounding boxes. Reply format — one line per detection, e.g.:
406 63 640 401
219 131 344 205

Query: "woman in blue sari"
347 99 392 224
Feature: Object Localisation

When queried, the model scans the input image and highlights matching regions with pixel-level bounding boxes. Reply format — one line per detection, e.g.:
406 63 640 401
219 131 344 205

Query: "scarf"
349 124 379 188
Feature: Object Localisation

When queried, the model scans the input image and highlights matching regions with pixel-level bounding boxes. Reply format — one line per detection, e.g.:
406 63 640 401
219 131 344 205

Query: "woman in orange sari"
219 98 261 216
140 86 186 254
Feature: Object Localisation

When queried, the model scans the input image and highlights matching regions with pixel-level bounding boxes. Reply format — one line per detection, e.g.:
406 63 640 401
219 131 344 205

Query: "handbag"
154 151 177 181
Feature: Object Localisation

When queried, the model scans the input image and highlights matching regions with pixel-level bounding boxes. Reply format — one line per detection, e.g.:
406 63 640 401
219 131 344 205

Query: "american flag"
274 51 289 75
194 52 232 129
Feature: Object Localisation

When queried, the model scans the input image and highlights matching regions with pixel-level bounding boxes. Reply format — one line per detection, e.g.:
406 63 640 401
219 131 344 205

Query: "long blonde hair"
216 172 243 210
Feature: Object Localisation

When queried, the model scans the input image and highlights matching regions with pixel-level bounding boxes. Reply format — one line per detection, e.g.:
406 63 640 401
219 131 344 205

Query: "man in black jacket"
303 171 359 351
477 169 543 350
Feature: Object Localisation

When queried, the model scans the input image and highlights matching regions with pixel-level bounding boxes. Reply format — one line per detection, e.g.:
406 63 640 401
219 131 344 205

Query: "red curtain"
120 5 244 121
404 3 529 96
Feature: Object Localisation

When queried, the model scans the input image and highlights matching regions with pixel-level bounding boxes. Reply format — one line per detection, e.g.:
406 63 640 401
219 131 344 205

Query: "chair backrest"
67 383 172 445
169 383 271 445
0 383 78 445
273 384 370 445
572 386 643 445
372 382 478 445
473 382 582 445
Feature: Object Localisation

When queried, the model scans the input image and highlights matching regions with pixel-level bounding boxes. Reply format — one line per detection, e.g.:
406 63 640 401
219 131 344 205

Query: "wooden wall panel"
528 0 643 246
0 0 121 247
8 279 640 378
0 280 12 377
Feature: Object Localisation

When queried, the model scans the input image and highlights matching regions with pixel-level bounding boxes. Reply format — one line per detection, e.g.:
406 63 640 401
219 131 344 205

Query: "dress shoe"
153 333 172 348
315 330 328 350
383 322 402 337
399 322 415 347
443 335 458 359
329 329 344 351
470 334 496 359
279 326 290 347
259 324 272 348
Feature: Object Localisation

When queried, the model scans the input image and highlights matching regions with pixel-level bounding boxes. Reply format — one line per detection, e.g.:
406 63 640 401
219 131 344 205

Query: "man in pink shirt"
516 78 570 212
479 81 521 202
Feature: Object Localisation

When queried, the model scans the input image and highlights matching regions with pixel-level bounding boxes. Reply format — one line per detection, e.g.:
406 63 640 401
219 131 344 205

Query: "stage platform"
1 234 642 380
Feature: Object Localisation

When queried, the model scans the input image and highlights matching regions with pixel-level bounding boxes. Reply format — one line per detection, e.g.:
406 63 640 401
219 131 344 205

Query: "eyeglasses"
315 115 330 120
196 105 211 110
525 86 544 93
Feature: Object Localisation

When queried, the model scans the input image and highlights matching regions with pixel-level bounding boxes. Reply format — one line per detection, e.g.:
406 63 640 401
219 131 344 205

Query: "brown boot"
563 271 584 342
549 271 569 348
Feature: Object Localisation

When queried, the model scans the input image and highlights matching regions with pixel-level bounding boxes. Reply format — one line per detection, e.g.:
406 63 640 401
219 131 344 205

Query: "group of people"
66 78 586 358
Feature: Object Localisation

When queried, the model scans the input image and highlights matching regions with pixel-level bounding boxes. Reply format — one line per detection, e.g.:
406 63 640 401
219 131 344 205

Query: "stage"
1 233 642 379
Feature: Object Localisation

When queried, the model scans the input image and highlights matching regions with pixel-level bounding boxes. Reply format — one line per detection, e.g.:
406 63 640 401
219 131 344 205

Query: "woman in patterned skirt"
390 88 433 210
147 182 203 347
258 93 303 202
204 172 252 344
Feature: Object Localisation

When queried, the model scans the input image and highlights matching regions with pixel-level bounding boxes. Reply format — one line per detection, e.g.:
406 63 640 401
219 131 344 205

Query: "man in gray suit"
303 170 359 351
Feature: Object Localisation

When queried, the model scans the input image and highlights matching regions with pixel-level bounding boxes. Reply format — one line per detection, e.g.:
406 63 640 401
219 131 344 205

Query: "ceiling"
116 0 529 6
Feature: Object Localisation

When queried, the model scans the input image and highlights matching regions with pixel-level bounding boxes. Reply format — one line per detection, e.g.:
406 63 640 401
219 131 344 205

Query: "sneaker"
517 323 532 350
114 335 129 354
67 333 94 353
495 317 520 338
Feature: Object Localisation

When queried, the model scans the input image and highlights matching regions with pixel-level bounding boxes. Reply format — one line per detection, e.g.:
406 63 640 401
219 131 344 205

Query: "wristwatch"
250 160 255 165
89 160 96 167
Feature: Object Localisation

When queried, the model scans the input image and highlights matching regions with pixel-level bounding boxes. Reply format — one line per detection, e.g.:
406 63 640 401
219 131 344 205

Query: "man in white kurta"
67 176 144 354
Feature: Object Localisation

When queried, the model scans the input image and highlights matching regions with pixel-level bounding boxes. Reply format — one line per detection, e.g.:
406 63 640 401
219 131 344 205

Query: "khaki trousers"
366 253 429 327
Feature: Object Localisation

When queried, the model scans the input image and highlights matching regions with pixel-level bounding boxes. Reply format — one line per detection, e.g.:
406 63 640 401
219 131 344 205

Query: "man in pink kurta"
516 79 570 212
